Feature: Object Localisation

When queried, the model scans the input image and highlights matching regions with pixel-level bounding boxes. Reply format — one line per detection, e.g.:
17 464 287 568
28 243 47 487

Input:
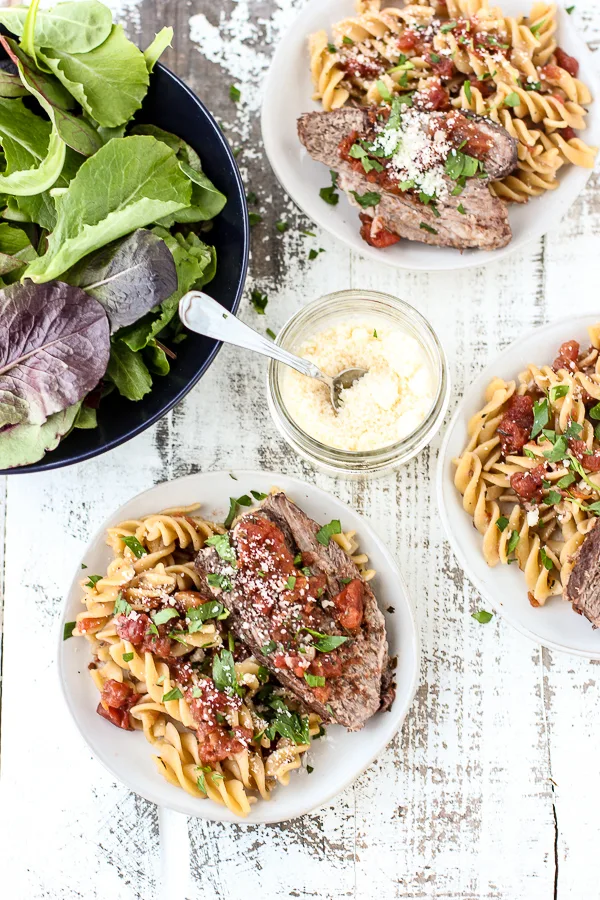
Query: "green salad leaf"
0 402 80 469
106 339 153 401
143 27 173 73
0 222 37 276
25 135 192 282
38 24 149 127
0 93 65 197
0 1 113 54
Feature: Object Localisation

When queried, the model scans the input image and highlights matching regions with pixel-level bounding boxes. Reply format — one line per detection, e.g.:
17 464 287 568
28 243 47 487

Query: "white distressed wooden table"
1 1 599 897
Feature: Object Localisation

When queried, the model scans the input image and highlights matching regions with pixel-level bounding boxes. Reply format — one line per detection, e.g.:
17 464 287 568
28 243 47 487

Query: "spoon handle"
179 291 327 383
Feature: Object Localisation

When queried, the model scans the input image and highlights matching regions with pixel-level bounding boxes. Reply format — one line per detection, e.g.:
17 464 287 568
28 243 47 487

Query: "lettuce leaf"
0 222 37 276
24 134 192 282
0 1 113 54
117 228 216 352
143 27 173 73
106 340 152 401
0 402 81 469
38 24 150 127
0 280 109 427
130 124 226 225
66 228 177 331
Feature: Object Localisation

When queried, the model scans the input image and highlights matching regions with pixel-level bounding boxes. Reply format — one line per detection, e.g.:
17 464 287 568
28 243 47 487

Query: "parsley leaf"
152 607 179 625
503 91 521 107
548 384 569 403
122 652 134 662
316 519 342 546
63 621 76 640
188 602 227 632
250 289 268 315
304 627 349 652
540 547 553 570
420 222 438 234
276 221 288 233
304 672 325 687
162 687 184 702
212 649 243 696
205 533 237 567
531 398 549 438
114 594 132 616
320 169 339 205
85 574 102 589
229 84 241 102
496 516 509 532
120 535 147 558
261 640 277 655
207 573 233 592
472 610 493 624
507 530 520 554
350 190 381 208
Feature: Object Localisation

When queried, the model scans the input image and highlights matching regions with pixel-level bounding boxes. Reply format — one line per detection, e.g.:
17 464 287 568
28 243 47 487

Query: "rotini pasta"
454 325 600 609
308 0 597 203
70 498 375 816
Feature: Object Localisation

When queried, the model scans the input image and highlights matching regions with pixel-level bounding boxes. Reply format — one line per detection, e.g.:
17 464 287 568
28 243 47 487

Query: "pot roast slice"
564 523 600 627
195 493 395 730
297 108 517 251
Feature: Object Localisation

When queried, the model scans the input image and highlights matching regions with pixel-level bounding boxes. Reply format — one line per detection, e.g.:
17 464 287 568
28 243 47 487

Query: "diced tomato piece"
568 440 600 472
397 30 419 52
101 678 133 709
77 617 106 634
497 395 534 456
116 612 150 644
431 54 454 79
359 214 401 248
97 702 132 730
332 579 364 630
309 653 344 678
97 678 136 730
553 339 579 372
555 47 579 77
561 126 576 141
313 685 331 705
510 464 545 503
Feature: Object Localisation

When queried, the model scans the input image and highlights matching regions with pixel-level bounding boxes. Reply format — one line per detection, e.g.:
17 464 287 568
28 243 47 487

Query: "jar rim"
267 290 450 475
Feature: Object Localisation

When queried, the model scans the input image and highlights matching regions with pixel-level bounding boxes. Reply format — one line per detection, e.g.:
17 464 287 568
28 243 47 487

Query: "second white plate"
261 0 600 273
58 470 420 822
437 315 600 659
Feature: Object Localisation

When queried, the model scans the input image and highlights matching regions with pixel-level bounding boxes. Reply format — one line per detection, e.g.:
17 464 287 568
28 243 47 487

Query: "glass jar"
267 289 450 477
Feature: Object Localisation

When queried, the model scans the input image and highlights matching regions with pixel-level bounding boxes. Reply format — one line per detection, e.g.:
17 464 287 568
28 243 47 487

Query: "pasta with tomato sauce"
70 500 374 816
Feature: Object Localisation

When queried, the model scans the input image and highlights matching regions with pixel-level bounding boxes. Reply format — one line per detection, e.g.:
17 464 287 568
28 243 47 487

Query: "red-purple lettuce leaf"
0 280 109 428
65 228 177 332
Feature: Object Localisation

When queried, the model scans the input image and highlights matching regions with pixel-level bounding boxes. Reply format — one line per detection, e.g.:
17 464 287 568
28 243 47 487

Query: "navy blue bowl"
2 62 249 475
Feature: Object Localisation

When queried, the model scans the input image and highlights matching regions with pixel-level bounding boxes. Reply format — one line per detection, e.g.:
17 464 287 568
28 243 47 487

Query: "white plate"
437 316 600 659
261 0 600 272
58 470 420 822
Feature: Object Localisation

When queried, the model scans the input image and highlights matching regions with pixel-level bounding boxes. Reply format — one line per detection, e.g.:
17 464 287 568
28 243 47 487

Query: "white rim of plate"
57 470 421 822
436 316 600 659
261 0 600 273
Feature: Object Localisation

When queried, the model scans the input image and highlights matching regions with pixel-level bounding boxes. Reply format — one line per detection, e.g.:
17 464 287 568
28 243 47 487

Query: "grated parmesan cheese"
282 320 436 451
371 108 451 200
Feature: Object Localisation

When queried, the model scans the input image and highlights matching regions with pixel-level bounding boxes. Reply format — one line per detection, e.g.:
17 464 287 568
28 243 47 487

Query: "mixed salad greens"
0 1 227 469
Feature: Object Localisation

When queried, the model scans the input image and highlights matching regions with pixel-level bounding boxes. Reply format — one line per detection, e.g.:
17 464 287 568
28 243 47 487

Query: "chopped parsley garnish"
316 519 342 546
294 553 302 565
557 472 576 489
301 567 312 577
152 607 179 625
263 696 310 745
196 772 207 794
373 329 378 338
305 672 326 688
503 91 521 107
304 627 349 652
307 764 314 774
531 398 549 438
340 577 352 584
162 687 184 702
524 80 542 91
248 213 262 226
224 494 252 528
212 649 243 696
566 5 575 13
563 421 582 439
191 685 203 698
472 610 493 624
544 434 568 463
457 203 466 215
549 384 570 403
122 652 134 662
445 149 481 182
539 547 553 571
229 84 241 102
376 79 392 102
120 535 147 558
257 665 269 683
261 640 277 655
327 42 336 53
266 328 276 340
205 533 237 567
589 402 600 420
147 621 159 636
350 190 381 208
496 516 509 532
251 490 268 501
81 563 87 569
529 19 545 36
464 80 472 103
188 601 227 631
420 223 438 234
319 169 339 205
246 191 257 204
309 248 325 260
544 490 562 506
250 289 268 315
342 35 353 45
63 621 76 640
85 574 102 589
507 530 520 554
285 575 297 591
348 143 384 174
207 573 234 592
430 52 441 63
114 594 132 616
440 20 457 32
276 221 288 233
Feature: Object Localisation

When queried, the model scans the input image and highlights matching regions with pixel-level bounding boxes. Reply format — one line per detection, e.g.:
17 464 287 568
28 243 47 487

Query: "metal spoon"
179 291 366 412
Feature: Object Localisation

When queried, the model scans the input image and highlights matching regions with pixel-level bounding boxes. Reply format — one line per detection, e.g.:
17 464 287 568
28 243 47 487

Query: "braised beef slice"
195 493 395 730
564 523 600 628
297 108 516 251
